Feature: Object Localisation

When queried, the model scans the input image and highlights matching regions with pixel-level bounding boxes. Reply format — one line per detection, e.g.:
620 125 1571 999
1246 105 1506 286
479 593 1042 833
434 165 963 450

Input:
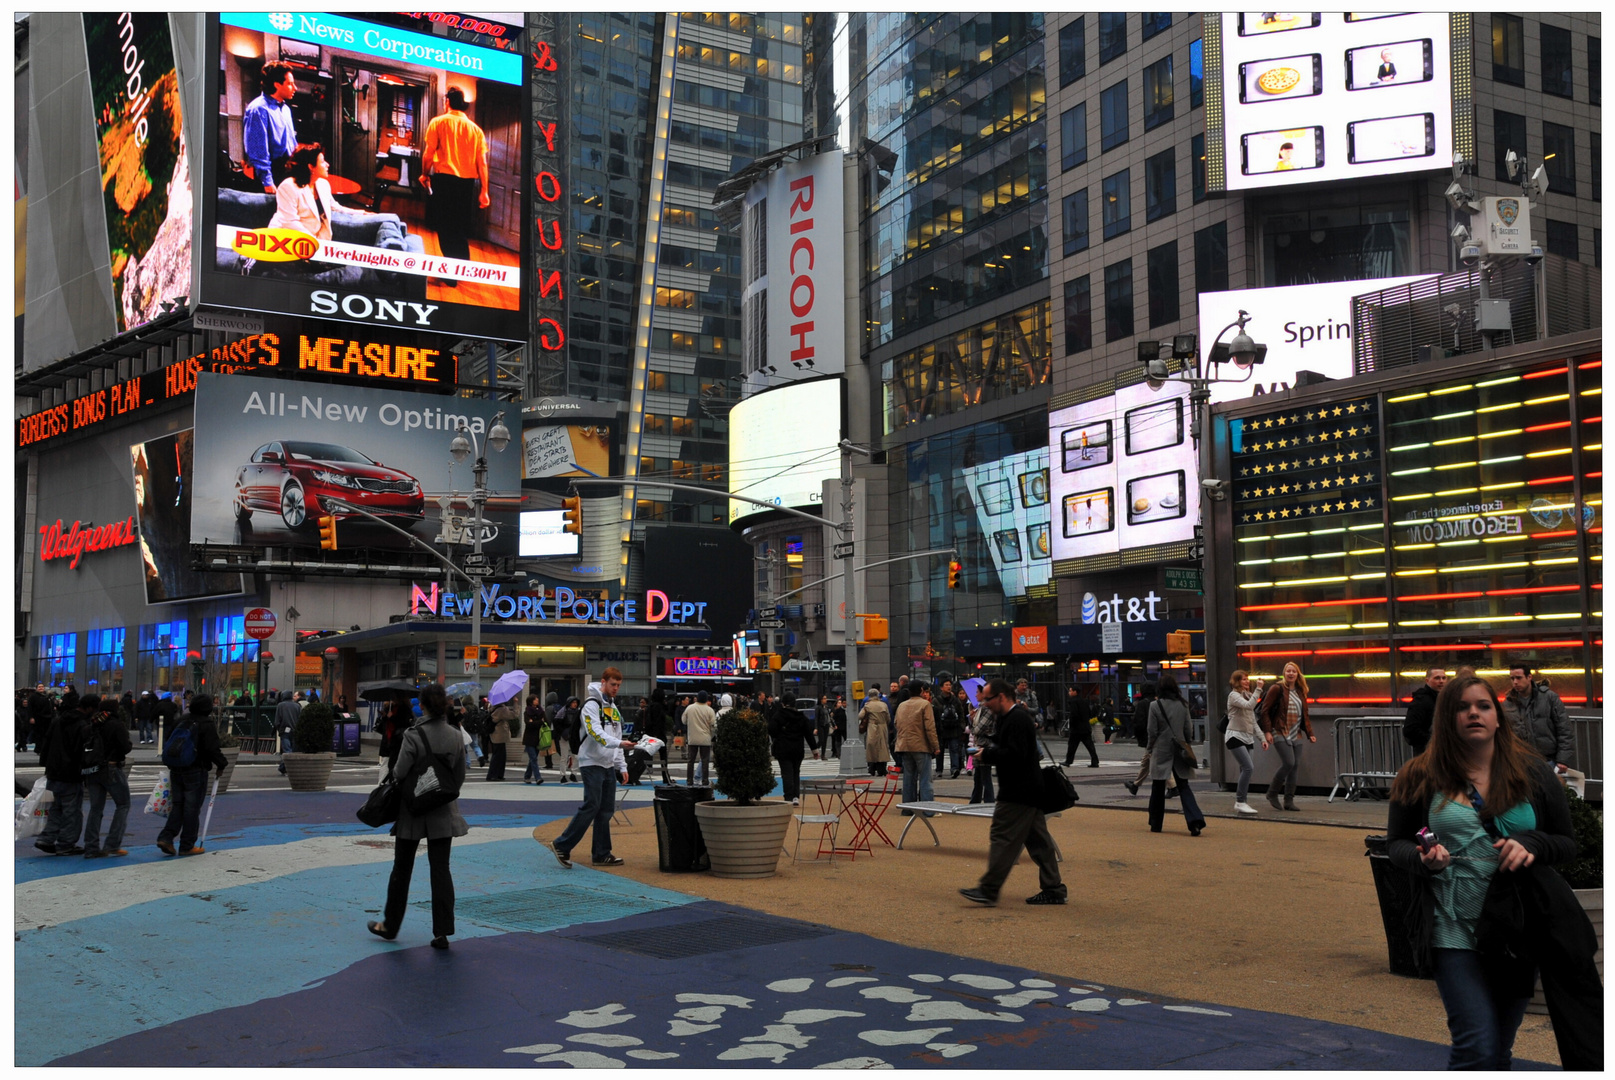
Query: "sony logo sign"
310 290 440 327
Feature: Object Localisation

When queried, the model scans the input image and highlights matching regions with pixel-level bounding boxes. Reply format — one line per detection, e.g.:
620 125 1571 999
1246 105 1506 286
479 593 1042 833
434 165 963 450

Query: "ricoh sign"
763 151 845 377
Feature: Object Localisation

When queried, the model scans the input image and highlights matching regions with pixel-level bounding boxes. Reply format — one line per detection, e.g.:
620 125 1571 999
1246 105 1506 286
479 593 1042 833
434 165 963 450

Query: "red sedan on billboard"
233 441 425 529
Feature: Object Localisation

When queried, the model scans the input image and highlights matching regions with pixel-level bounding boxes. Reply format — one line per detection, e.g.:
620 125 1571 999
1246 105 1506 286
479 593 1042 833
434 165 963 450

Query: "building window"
1192 132 1206 202
1101 169 1131 239
1493 109 1527 182
1541 23 1574 98
1060 17 1086 88
1546 219 1580 261
1542 122 1577 196
85 628 126 695
37 632 76 688
1262 203 1411 286
1061 103 1088 171
1147 241 1180 328
1062 189 1090 256
1591 36 1601 105
1195 221 1229 297
1100 80 1129 152
1190 38 1203 109
1144 149 1176 222
1064 275 1092 355
1491 14 1524 86
1099 13 1127 65
1141 12 1172 41
1143 55 1174 130
1104 259 1134 342
1593 132 1601 201
138 621 187 693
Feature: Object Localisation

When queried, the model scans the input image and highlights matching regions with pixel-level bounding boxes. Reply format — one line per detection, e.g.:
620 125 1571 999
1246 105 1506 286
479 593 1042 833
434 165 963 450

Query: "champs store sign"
38 517 139 569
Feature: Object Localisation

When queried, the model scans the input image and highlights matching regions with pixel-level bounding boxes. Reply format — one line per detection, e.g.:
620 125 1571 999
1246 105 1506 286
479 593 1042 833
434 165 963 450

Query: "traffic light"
747 653 783 672
482 646 506 667
1166 631 1192 658
562 494 582 534
767 653 783 671
318 515 338 550
947 559 962 589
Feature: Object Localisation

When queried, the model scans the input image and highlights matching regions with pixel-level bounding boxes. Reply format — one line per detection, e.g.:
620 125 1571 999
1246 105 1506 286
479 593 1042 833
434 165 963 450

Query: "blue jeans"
84 766 131 853
898 751 933 814
40 780 83 851
1228 742 1255 803
1432 948 1532 1070
553 765 617 861
158 769 209 851
524 745 540 780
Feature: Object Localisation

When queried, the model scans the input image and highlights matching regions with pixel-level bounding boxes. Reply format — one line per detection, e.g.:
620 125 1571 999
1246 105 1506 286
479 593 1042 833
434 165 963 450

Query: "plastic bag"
15 777 53 839
144 769 173 816
634 735 665 758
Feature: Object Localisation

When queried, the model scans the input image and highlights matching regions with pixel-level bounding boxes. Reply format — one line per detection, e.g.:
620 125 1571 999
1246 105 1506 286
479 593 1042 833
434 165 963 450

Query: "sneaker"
106 849 129 857
791 797 800 806
549 843 572 869
156 838 175 856
1025 891 1067 905
179 845 205 856
1235 802 1259 815
958 887 997 906
592 854 625 866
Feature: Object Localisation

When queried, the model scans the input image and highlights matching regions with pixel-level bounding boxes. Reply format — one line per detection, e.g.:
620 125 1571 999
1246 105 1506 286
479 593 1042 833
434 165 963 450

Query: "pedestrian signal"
1166 631 1192 658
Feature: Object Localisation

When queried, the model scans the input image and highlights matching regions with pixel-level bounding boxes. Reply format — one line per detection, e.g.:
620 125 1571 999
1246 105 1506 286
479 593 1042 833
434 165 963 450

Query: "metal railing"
1568 715 1603 799
1329 717 1414 802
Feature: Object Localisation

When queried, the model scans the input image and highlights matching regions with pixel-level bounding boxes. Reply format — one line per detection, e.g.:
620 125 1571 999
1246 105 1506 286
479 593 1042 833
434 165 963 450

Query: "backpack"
162 720 198 770
81 722 109 776
401 727 461 815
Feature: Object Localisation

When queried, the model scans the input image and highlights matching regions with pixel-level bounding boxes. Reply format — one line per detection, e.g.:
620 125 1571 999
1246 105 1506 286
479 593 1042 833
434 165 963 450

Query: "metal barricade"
1568 715 1603 800
1330 717 1414 802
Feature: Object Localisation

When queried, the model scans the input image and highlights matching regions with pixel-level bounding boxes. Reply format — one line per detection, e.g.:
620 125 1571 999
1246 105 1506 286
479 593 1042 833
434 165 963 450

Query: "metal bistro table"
798 776 901 858
893 800 1064 862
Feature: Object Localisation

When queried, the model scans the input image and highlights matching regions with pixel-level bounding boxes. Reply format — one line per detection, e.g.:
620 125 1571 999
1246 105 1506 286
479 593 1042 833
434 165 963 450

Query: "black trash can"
655 784 713 873
1365 834 1433 979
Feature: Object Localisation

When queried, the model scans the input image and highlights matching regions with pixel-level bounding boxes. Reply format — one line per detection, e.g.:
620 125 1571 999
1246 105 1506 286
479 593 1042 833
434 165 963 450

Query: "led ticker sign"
17 321 459 449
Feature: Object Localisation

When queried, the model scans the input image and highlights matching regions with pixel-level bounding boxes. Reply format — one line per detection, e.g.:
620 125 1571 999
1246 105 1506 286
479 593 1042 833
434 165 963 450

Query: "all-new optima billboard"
1048 380 1200 563
191 372 520 555
200 12 526 340
1207 13 1460 193
83 13 193 333
727 377 845 526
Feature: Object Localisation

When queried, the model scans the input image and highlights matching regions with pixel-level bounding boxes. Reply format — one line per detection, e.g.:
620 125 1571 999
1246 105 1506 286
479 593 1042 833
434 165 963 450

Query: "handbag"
1153 702 1198 772
356 762 401 828
1036 736 1079 814
538 722 554 751
143 769 173 816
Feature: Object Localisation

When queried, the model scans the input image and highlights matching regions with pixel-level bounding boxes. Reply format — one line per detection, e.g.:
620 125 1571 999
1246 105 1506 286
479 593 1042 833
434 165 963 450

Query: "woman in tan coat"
858 691 891 777
486 700 513 781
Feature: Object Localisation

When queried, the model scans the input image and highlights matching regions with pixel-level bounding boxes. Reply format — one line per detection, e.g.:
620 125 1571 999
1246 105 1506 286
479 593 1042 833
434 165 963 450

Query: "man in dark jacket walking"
640 689 671 784
1063 686 1100 767
156 695 229 856
1131 685 1156 747
83 698 134 858
1401 667 1448 752
768 697 819 804
36 694 90 855
959 678 1065 906
274 689 301 775
1503 665 1574 766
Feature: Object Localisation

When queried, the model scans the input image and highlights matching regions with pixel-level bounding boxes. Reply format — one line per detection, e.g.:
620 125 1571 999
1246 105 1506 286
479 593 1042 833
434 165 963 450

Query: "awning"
297 620 710 653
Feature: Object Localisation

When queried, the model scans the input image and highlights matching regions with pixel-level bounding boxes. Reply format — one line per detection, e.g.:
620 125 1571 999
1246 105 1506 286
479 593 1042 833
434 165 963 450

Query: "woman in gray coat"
368 683 468 950
1146 675 1207 835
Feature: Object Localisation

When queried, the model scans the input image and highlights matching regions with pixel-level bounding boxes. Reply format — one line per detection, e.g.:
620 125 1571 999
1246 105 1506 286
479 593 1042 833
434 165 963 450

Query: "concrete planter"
283 751 336 792
693 800 794 879
1527 887 1601 1015
216 747 241 794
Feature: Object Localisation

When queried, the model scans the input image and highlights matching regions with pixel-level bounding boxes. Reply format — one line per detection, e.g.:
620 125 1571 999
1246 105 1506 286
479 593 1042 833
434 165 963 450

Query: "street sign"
758 618 786 630
462 658 478 675
463 646 480 660
244 608 277 640
1187 542 1205 563
1164 567 1203 592
832 542 855 560
1101 622 1123 654
463 553 490 572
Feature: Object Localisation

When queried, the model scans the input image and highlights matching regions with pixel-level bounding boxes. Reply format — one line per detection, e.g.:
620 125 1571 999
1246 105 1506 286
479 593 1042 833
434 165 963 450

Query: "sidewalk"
15 772 1562 1067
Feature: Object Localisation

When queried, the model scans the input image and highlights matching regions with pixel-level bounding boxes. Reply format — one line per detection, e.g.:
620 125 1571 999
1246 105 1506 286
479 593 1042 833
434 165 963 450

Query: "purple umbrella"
487 669 530 706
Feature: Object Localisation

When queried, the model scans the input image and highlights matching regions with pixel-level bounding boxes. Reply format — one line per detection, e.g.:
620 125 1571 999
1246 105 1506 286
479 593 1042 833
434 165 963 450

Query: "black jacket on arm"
1402 684 1438 752
977 703 1042 806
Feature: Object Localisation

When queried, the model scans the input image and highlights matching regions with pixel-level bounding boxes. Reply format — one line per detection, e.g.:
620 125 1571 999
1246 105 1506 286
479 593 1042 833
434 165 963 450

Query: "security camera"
1200 478 1229 501
1528 164 1549 201
1459 242 1482 268
1525 243 1544 267
1450 223 1471 243
1505 149 1520 180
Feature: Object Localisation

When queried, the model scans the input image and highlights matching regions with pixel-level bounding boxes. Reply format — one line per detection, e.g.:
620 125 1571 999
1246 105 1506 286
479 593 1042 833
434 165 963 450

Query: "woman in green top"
1387 675 1599 1070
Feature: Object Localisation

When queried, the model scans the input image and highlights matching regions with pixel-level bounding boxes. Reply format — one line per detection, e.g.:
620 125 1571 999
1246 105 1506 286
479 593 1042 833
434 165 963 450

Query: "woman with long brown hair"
1387 675 1600 1070
1258 661 1314 810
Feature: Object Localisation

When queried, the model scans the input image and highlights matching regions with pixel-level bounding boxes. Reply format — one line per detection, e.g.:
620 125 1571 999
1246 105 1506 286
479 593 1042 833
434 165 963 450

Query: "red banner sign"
38 517 138 569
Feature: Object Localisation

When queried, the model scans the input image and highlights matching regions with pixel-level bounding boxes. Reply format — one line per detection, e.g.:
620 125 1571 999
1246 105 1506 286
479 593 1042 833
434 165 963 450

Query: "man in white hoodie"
546 667 634 868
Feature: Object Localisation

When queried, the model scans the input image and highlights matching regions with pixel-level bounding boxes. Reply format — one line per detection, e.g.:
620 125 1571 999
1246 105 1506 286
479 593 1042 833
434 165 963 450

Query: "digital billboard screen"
200 12 526 341
190 371 520 555
961 446 1052 598
727 377 844 526
519 510 579 557
1048 380 1200 562
1209 12 1457 193
129 429 245 605
83 13 193 334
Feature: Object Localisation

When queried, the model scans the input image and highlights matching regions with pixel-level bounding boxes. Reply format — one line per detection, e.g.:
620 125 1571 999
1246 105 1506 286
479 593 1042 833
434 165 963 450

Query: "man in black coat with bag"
768 697 819 804
959 678 1066 907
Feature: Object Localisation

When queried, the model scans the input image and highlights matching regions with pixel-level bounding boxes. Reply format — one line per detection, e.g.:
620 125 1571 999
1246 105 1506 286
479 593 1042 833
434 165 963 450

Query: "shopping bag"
634 735 665 758
144 769 173 816
15 778 53 840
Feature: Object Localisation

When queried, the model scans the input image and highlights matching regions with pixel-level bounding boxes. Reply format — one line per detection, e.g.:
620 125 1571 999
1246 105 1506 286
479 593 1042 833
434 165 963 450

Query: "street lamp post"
449 411 511 673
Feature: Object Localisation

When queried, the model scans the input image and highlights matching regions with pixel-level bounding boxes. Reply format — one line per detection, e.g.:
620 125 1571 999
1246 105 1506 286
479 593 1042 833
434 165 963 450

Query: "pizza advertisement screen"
1210 12 1458 192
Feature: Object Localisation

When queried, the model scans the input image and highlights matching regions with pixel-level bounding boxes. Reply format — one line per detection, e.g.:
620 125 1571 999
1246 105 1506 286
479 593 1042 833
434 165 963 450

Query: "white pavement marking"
858 986 931 1003
925 1042 978 1058
557 1004 635 1028
1164 1005 1233 1016
533 1051 625 1067
566 1033 643 1047
717 1044 795 1063
626 1050 680 1060
1117 998 1152 1006
858 1028 952 1046
676 993 753 1007
949 973 1016 990
742 1024 813 1048
1019 978 1057 988
674 1006 728 1023
768 978 815 993
504 1044 563 1054
667 1021 721 1036
906 1001 1021 1024
781 1010 865 1024
995 990 1058 1007
826 976 878 987
14 826 536 930
813 1056 893 1069
907 973 943 983
1069 998 1112 1012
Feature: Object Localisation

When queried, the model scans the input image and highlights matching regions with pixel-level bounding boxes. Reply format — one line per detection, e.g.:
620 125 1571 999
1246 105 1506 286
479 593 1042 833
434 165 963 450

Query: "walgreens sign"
39 517 139 569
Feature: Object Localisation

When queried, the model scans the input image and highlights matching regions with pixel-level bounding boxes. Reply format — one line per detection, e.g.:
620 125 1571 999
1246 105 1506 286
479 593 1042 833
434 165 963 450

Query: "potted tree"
692 708 793 878
283 702 337 792
216 726 242 794
1528 788 1602 1013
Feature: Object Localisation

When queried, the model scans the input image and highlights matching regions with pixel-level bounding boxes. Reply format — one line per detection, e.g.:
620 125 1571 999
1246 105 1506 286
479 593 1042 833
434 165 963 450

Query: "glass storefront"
35 632 76 688
136 621 188 694
1228 350 1602 705
84 628 126 695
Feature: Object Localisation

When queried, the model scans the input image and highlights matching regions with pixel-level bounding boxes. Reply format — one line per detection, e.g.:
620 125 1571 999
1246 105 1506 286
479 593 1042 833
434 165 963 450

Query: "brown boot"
1266 790 1282 810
